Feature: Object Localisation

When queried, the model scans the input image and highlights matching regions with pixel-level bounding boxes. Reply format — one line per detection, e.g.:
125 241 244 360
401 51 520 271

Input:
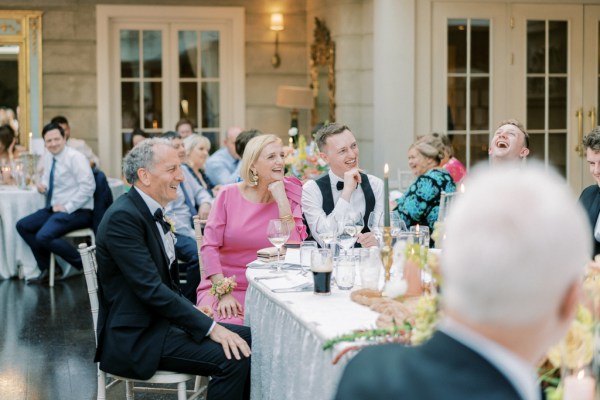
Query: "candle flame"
578 370 585 379
460 183 465 193
384 163 389 177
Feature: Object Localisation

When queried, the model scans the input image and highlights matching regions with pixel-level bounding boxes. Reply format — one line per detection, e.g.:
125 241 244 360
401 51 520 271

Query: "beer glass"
310 249 333 295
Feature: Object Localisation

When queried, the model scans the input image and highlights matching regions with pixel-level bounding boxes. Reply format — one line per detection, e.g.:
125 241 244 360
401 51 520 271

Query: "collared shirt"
134 187 176 265
42 146 95 213
68 137 100 167
165 166 213 238
204 148 239 185
439 317 540 400
302 169 384 247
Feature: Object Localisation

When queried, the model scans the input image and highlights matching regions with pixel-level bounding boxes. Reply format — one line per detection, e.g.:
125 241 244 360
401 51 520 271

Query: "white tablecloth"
245 267 380 400
0 186 44 279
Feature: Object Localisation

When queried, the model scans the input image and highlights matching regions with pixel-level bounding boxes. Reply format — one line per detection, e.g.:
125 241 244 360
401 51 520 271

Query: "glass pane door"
583 6 600 189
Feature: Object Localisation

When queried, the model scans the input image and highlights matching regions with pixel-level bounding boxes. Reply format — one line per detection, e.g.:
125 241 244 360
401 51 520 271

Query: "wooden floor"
0 276 195 400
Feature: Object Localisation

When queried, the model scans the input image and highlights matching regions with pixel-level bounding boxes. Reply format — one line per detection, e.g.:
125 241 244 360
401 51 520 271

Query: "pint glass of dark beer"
311 249 333 295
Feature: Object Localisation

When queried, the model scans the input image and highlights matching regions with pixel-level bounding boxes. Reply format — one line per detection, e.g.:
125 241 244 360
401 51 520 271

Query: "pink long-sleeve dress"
196 177 307 325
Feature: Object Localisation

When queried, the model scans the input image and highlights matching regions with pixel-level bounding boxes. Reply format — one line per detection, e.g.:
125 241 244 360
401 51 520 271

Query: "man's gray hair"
583 126 600 152
123 138 170 185
442 162 590 326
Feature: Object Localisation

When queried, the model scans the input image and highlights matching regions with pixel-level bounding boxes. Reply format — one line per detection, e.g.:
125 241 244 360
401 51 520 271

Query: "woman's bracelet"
209 276 237 300
280 214 294 224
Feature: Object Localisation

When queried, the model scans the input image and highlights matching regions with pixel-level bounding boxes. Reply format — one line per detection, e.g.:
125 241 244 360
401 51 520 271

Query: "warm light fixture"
270 13 284 68
276 85 313 144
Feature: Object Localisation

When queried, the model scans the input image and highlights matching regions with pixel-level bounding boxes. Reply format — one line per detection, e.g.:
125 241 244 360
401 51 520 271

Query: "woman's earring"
250 170 259 186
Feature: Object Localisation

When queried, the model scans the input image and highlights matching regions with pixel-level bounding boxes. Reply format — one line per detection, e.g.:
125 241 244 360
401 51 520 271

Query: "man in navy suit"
95 138 250 400
579 127 600 258
335 163 590 400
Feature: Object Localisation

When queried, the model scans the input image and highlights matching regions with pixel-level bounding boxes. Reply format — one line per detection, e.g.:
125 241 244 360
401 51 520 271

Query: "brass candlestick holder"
380 226 393 282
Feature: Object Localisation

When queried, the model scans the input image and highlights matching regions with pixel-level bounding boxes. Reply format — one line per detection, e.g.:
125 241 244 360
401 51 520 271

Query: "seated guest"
16 122 95 284
162 131 213 303
394 135 455 232
489 119 530 165
579 127 600 257
0 124 17 184
336 164 590 400
95 138 250 399
205 126 242 185
232 129 263 182
131 128 149 147
176 118 195 139
197 134 307 324
432 132 466 184
51 115 100 168
303 123 383 248
184 133 220 197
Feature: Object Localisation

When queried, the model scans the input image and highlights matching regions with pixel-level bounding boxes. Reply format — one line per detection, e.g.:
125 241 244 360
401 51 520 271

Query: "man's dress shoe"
27 269 50 284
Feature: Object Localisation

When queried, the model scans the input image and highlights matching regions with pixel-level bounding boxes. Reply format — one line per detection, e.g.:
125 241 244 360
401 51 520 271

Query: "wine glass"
338 212 363 253
316 214 339 249
267 219 291 274
390 213 408 237
367 211 383 245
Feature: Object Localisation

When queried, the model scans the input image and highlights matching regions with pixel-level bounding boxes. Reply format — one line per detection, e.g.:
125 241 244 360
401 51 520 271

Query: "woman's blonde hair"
410 136 444 165
183 133 211 155
240 134 282 184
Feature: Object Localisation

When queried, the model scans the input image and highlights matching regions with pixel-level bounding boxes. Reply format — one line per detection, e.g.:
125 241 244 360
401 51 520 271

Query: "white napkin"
256 274 311 291
284 248 301 264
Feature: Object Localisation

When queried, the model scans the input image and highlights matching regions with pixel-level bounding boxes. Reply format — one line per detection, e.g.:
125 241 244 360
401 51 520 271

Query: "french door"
432 2 600 193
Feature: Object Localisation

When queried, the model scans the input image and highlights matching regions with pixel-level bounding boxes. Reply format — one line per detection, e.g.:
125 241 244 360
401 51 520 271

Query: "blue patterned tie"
45 157 56 208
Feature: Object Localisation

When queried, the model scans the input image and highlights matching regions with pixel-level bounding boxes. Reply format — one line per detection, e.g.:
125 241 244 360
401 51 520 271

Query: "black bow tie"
153 209 171 234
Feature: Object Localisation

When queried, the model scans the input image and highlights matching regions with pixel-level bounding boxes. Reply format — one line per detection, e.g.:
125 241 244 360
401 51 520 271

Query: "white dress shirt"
42 146 95 213
302 169 384 247
204 148 239 185
439 318 540 400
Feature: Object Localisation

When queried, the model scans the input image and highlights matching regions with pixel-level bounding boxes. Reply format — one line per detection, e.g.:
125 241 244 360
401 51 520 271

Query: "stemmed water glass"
367 211 383 245
338 212 363 253
316 214 339 249
267 219 291 274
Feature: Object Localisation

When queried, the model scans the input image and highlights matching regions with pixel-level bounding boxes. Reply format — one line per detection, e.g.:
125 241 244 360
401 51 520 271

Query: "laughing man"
302 123 383 248
488 119 530 165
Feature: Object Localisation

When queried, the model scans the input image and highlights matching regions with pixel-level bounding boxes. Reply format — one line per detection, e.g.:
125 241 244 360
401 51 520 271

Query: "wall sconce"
270 13 284 68
276 85 313 145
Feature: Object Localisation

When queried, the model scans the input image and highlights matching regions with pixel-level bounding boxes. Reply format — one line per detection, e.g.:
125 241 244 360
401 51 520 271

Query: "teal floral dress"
395 168 456 232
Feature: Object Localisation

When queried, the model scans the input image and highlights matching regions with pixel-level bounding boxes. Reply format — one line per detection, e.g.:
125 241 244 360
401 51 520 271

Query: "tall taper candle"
28 132 32 151
384 163 390 226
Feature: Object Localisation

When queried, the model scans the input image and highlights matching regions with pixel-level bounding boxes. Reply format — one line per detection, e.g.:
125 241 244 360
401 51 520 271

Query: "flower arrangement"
209 276 237 300
284 135 328 181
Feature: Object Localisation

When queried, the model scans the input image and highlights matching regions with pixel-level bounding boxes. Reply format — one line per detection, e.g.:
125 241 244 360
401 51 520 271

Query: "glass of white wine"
338 212 363 253
316 214 338 249
267 218 291 274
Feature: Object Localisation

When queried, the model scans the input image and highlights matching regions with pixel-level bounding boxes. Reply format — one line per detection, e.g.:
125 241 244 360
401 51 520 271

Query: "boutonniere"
164 215 176 233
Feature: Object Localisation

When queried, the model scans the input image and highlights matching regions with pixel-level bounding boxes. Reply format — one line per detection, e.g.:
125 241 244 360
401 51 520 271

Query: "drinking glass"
338 212 363 252
390 213 407 237
300 241 318 274
367 211 383 245
311 249 333 295
315 214 339 249
410 225 430 248
334 254 357 290
267 219 291 274
359 247 382 290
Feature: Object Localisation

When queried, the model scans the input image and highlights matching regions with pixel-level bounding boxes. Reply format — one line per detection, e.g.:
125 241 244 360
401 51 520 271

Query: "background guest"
131 128 149 147
0 124 17 184
432 132 466 184
176 118 195 139
394 135 455 232
16 122 95 284
336 164 590 400
197 134 307 325
205 126 242 185
579 127 600 258
184 133 220 197
50 115 100 168
232 129 263 182
489 119 530 165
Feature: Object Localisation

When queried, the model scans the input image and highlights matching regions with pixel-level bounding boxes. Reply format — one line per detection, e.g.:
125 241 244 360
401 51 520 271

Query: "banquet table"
0 186 44 279
245 265 380 400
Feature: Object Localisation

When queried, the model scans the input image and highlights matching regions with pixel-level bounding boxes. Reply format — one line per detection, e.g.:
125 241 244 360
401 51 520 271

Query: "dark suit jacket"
94 188 213 380
92 168 113 234
579 184 600 257
335 331 523 400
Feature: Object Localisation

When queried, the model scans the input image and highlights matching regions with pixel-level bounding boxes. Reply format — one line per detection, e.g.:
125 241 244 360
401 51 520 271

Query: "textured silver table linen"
245 267 380 400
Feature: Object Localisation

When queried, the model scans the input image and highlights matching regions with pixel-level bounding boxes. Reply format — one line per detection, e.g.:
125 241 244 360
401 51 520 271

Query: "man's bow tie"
153 209 171 234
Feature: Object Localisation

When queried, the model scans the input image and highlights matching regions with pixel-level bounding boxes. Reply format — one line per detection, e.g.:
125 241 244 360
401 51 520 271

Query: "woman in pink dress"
196 134 307 325
432 132 466 184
